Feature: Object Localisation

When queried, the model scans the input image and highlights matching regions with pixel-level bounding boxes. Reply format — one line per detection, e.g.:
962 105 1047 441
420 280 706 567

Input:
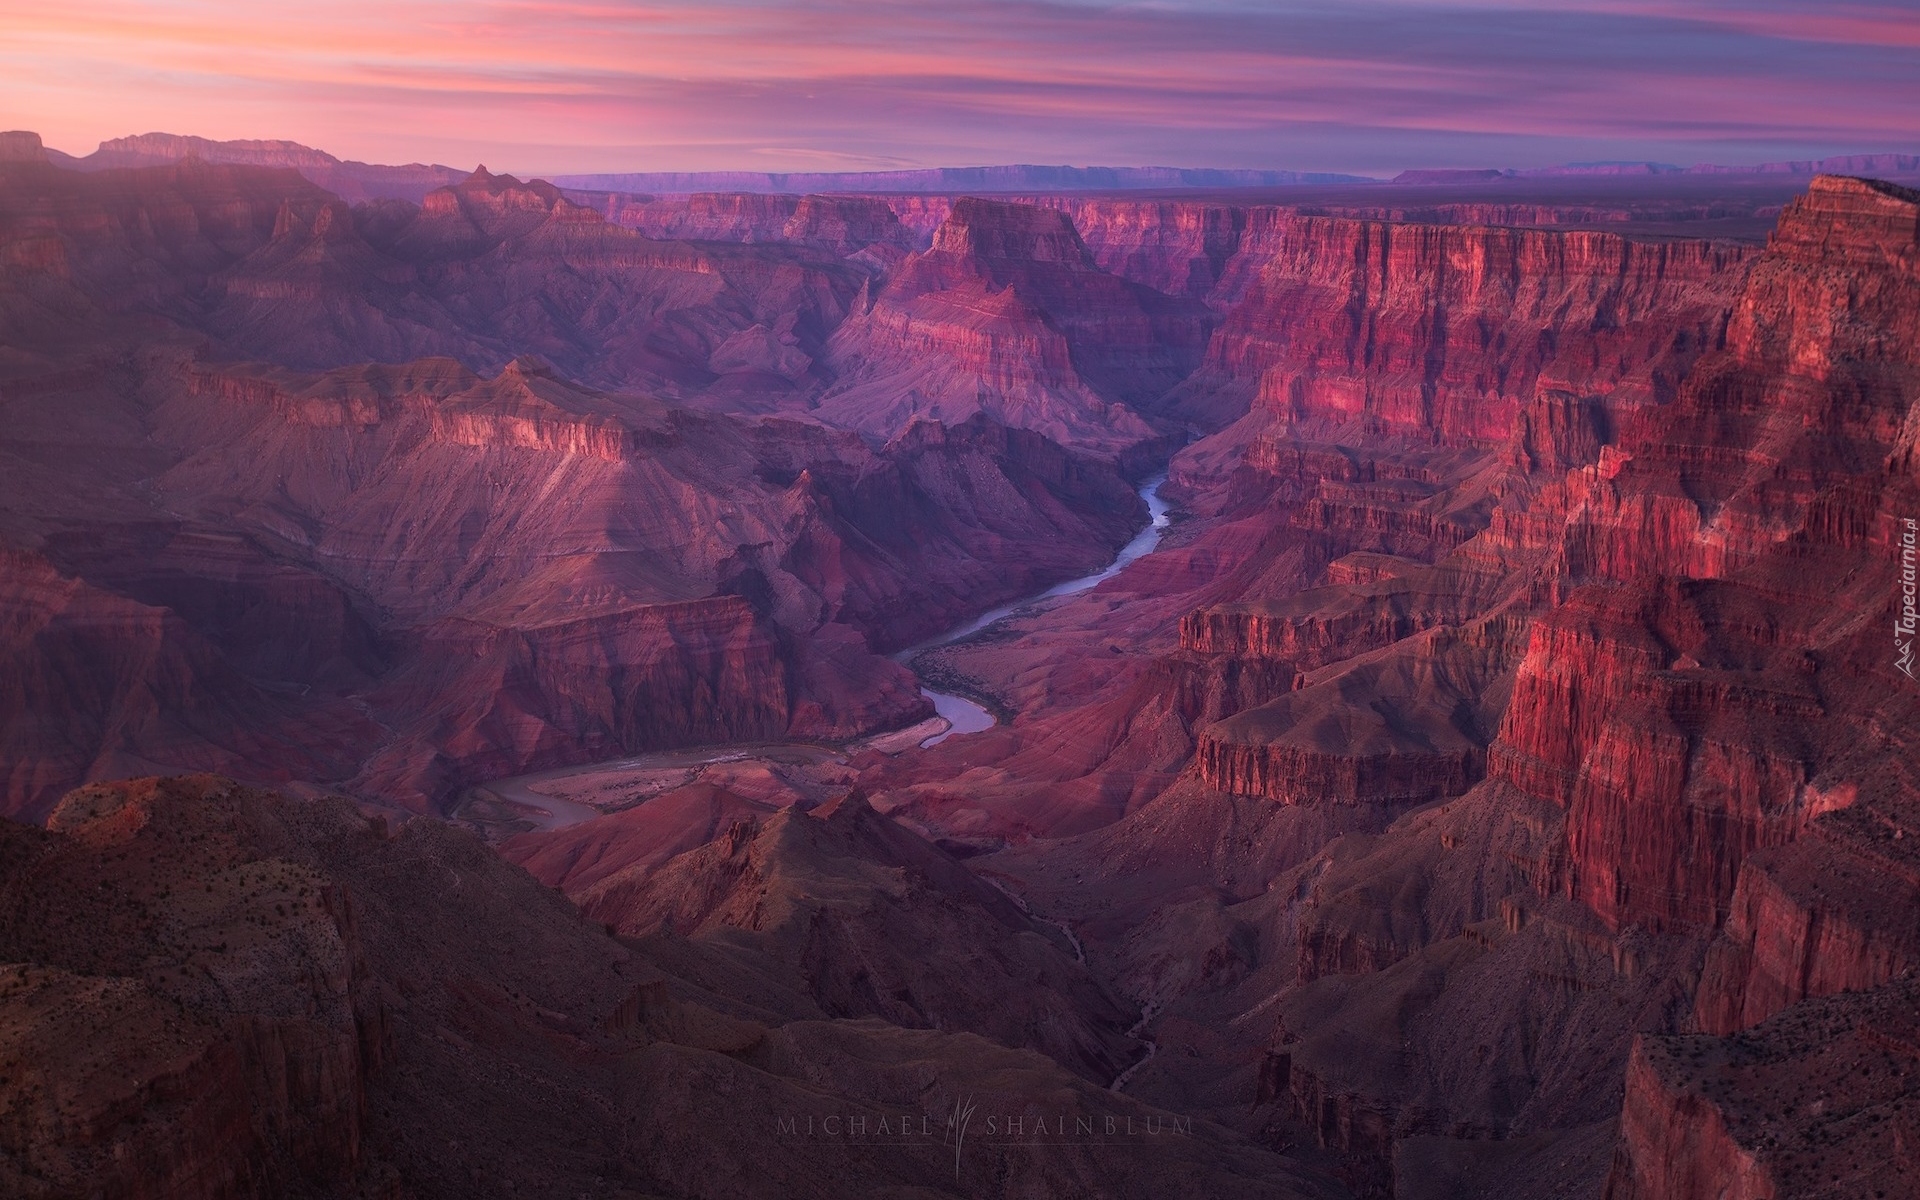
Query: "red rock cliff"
817 197 1204 453
1490 177 1920 934
1182 216 1748 442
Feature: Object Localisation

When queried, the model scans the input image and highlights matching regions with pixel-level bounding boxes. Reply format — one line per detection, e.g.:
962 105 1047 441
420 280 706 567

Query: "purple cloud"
1 1 1914 174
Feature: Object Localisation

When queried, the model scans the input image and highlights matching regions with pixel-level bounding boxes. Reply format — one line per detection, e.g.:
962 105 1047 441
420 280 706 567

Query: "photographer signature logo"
947 1095 978 1180
771 1093 1188 1183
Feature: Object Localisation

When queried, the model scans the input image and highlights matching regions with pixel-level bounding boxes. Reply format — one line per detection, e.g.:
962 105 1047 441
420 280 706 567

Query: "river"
904 473 1171 747
472 473 1172 828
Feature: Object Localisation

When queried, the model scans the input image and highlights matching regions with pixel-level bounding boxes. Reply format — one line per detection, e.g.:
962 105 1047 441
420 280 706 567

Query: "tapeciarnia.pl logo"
1899 517 1918 679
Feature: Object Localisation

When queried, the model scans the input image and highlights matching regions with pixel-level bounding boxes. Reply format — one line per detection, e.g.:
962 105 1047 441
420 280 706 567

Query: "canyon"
1 129 1917 1199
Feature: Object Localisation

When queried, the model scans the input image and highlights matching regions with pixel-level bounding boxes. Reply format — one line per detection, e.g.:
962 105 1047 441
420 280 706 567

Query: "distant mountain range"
35 132 467 203
1394 153 1920 185
549 164 1374 193
10 131 1920 200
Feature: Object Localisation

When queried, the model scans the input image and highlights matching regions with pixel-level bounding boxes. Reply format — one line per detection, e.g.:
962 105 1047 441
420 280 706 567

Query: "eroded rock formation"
0 775 1342 1199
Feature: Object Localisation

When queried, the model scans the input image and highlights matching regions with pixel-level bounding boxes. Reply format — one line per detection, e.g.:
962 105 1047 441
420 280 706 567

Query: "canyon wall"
1492 177 1920 936
0 774 1346 1200
1184 216 1747 441
1168 215 1752 814
1607 980 1920 1200
0 342 1144 815
816 197 1206 455
2 160 1195 815
1242 178 1920 1199
924 177 1920 1200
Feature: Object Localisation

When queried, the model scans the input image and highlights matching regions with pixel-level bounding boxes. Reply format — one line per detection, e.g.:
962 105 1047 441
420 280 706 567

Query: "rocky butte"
0 129 1917 1199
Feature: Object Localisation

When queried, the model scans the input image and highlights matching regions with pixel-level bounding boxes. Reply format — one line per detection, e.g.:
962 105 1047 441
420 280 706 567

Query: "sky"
3 0 1917 176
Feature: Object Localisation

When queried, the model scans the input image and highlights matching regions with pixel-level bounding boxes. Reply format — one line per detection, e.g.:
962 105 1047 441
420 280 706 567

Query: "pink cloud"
2 1 1915 174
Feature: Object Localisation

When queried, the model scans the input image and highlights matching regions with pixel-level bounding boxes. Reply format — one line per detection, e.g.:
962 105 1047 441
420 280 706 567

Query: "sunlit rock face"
857 177 1920 1199
815 197 1207 458
0 160 1148 817
1178 177 1919 1199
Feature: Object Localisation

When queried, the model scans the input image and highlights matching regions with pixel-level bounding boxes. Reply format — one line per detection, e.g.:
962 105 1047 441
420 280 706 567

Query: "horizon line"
16 129 1920 188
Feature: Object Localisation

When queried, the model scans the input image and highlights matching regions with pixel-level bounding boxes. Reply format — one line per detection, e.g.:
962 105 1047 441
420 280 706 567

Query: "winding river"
475 474 1172 827
903 473 1172 747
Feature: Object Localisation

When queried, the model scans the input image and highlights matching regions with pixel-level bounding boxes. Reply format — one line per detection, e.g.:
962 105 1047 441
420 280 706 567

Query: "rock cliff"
0 321 1143 813
1606 979 1920 1200
816 197 1207 455
1246 177 1918 1196
0 774 1344 1199
870 176 1920 1200
1179 216 1746 440
510 788 1139 1083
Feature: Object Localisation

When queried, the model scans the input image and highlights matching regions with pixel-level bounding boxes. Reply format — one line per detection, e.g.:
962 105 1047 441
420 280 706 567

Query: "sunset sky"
3 1 1917 176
